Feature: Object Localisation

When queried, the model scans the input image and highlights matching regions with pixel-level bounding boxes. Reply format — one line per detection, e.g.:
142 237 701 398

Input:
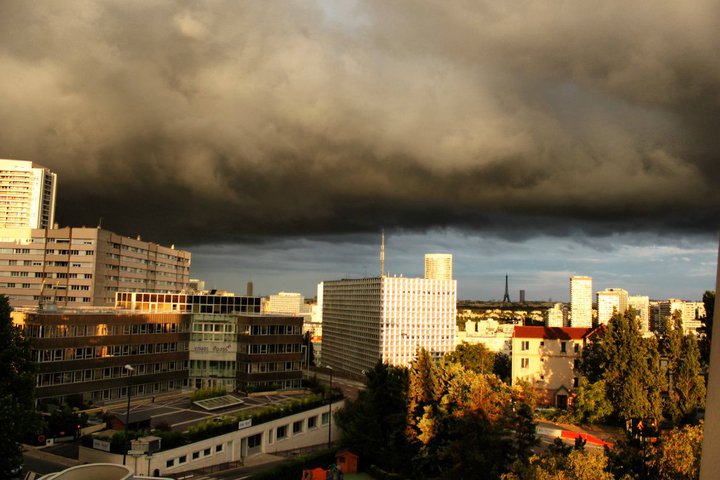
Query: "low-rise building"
511 326 597 407
457 319 514 356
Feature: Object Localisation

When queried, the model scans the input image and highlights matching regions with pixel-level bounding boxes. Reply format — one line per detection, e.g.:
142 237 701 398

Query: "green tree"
334 361 411 474
406 348 442 444
600 311 664 421
494 352 512 382
0 295 40 477
503 450 614 480
446 342 496 374
649 422 703 480
672 335 705 422
698 290 715 367
567 380 613 425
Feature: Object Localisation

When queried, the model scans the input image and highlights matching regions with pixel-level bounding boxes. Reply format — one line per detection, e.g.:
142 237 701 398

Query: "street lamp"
327 365 333 449
122 364 135 466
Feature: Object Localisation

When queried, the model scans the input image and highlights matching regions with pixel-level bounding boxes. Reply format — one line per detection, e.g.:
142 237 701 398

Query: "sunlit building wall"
0 159 57 229
628 295 650 332
322 276 457 376
596 288 629 325
424 253 453 281
570 276 593 327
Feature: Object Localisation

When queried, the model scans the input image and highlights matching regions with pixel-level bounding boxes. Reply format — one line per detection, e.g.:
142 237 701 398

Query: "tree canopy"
0 295 40 477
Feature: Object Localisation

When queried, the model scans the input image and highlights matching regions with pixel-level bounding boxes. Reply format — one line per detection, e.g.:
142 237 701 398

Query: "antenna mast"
380 230 385 277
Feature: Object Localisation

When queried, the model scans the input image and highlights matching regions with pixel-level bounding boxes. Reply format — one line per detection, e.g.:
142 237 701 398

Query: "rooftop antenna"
503 275 511 303
380 229 385 277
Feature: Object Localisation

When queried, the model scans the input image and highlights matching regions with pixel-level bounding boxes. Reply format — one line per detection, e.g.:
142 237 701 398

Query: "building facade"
628 295 650 333
0 227 191 308
546 303 566 328
118 292 302 391
263 292 305 314
322 275 456 376
0 159 57 229
457 319 513 356
596 288 629 325
511 326 595 407
570 276 593 328
13 307 191 406
424 253 453 281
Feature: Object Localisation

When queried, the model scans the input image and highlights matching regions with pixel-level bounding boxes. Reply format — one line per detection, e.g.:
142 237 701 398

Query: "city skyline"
0 2 717 303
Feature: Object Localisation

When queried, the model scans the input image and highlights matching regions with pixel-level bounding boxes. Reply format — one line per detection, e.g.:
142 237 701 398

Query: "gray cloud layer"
0 0 718 245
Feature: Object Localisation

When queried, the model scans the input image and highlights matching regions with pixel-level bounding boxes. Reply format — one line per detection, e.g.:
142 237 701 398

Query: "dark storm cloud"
0 0 717 245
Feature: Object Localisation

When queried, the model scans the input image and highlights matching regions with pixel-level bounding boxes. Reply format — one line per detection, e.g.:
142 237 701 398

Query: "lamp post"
327 365 333 449
122 364 135 466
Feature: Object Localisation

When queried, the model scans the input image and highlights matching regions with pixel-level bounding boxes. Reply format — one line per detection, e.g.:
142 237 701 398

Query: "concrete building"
424 253 453 281
628 295 650 333
13 306 191 406
117 292 302 391
0 159 57 229
457 319 513 356
596 288 629 325
322 275 456 376
546 303 566 328
570 276 593 328
0 227 191 308
511 326 596 407
652 299 705 335
263 291 305 315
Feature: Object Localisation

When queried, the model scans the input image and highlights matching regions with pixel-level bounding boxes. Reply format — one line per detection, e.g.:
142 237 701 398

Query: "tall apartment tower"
570 276 593 328
628 295 650 332
424 253 453 281
0 159 57 229
322 275 457 376
596 288 629 325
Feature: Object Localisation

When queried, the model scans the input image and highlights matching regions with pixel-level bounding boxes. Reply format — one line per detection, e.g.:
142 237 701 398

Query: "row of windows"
35 361 187 386
166 443 225 469
26 322 184 338
250 325 301 336
37 342 183 362
245 343 302 355
246 361 301 374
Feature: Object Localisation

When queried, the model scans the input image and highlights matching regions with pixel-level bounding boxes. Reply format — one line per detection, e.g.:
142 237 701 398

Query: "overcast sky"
1 1 717 300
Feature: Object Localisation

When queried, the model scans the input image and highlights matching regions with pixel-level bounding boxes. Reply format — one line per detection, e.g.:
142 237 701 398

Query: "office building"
0 159 57 229
13 307 191 406
0 227 191 308
264 292 305 315
596 288 629 325
511 326 597 407
652 299 705 335
424 253 453 281
322 275 456 376
117 292 302 391
570 276 593 327
628 295 650 333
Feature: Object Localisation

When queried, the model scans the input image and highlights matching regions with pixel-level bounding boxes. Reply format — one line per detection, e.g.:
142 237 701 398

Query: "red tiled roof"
513 326 594 340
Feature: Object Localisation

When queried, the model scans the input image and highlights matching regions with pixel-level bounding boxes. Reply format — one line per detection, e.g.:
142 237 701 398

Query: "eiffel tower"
502 275 511 303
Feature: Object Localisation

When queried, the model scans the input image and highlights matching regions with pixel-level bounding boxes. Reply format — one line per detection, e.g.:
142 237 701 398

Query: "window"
308 416 317 429
573 359 580 370
293 420 303 434
321 412 330 425
215 444 223 453
521 341 529 351
178 455 187 465
521 358 529 369
166 459 174 468
574 344 580 353
248 433 262 448
203 448 211 456
561 342 567 353
192 451 200 460
277 425 287 440
573 377 579 388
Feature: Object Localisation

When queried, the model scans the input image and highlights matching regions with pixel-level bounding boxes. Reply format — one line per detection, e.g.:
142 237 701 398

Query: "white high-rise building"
596 288 629 325
264 292 305 314
570 276 593 328
424 253 453 281
0 159 57 229
546 303 566 327
628 295 650 332
322 275 457 376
